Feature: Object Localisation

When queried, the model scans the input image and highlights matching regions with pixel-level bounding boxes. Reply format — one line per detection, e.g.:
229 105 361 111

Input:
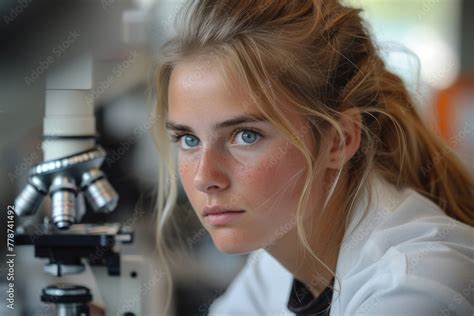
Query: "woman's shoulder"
341 182 473 276
336 224 473 314
334 184 474 315
370 189 473 248
343 172 473 255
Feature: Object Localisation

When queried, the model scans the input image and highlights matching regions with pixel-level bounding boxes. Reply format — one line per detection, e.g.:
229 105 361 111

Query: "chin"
210 230 259 255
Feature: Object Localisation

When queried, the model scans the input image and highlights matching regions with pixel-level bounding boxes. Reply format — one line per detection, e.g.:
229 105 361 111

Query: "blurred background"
0 0 472 315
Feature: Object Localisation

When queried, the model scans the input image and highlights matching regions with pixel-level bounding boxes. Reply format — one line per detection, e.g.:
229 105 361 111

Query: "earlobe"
326 108 362 169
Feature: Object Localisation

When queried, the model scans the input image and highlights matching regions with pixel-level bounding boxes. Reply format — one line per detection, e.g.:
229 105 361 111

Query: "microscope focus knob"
41 283 92 316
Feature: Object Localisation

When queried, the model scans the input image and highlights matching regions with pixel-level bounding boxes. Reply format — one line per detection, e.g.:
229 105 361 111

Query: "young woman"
152 1 474 315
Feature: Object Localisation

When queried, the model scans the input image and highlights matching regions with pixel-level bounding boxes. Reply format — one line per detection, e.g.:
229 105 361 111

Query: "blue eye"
168 133 200 150
181 135 200 149
234 128 259 145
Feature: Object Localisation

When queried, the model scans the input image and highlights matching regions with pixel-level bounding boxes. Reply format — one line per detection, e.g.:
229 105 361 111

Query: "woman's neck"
264 171 348 298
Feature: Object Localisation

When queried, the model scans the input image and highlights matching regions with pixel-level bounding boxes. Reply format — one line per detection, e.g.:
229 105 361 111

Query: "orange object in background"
434 75 474 175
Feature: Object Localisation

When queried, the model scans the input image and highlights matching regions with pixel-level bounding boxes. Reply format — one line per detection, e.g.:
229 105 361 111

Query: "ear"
326 108 362 170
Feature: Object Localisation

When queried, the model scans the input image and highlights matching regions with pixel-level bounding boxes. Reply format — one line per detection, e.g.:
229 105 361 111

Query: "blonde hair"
151 0 474 313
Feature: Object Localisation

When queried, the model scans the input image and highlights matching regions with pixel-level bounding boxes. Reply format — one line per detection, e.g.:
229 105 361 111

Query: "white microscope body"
13 55 164 316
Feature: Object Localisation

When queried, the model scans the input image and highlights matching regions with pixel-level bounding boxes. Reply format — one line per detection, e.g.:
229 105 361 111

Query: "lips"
202 205 245 217
202 206 245 225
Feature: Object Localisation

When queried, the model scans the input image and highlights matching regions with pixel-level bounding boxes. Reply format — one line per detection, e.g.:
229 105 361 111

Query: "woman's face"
167 59 323 254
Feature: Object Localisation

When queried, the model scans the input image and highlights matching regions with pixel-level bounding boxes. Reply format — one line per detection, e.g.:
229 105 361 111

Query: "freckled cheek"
234 156 266 184
237 146 305 207
177 155 199 192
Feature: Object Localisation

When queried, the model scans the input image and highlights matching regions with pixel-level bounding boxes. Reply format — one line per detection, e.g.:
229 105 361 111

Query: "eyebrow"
165 114 268 133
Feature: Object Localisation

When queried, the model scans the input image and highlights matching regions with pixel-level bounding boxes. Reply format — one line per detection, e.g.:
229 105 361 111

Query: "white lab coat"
208 171 474 315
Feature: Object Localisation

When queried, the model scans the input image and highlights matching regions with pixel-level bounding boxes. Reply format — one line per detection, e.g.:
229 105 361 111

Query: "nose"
193 145 230 193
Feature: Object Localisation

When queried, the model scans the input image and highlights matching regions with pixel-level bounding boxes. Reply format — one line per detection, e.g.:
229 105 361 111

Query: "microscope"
12 55 158 316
